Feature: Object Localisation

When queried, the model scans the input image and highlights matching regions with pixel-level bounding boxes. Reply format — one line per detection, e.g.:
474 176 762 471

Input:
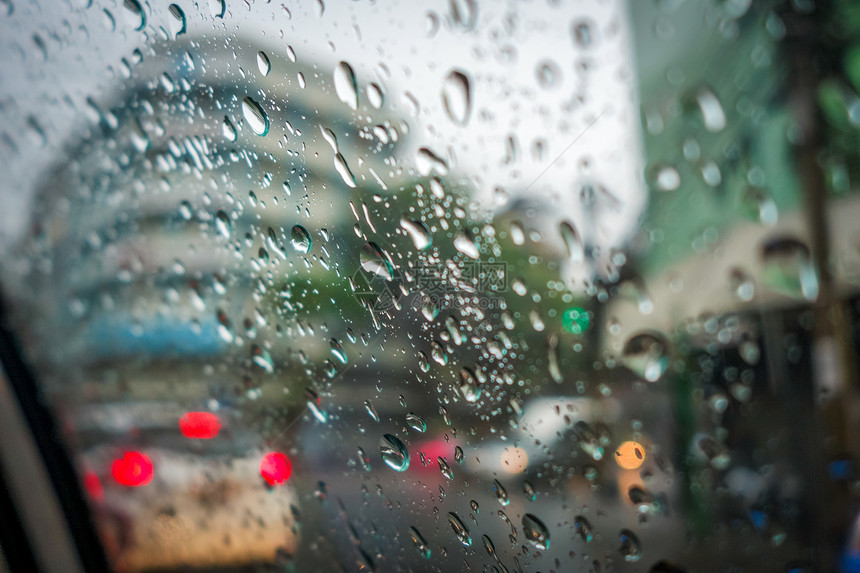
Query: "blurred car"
73 401 299 572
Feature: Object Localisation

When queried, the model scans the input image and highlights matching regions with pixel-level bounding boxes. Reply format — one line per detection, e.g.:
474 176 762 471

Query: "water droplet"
307 399 328 424
572 18 596 48
437 456 454 480
442 70 471 126
729 268 755 302
761 238 818 301
454 230 480 259
444 316 464 345
529 309 546 332
222 116 237 142
123 0 146 31
622 332 670 382
421 297 440 322
547 335 563 383
629 486 665 515
364 400 380 423
650 164 681 192
439 406 451 427
248 347 273 376
690 86 726 132
418 352 430 372
523 480 536 501
290 225 312 253
508 221 525 246
320 125 338 151
334 61 359 111
167 4 185 38
449 0 477 30
522 513 550 550
409 526 431 558
360 242 395 281
701 161 722 187
178 201 193 220
330 339 347 364
400 218 432 250
696 434 731 470
367 83 384 109
454 446 464 463
740 186 778 225
536 60 560 89
557 221 584 263
406 412 427 432
160 73 176 94
214 210 232 239
356 447 371 471
740 338 760 365
431 341 448 366
482 534 497 560
416 147 449 176
334 152 357 188
208 0 225 18
574 515 593 542
459 367 481 403
575 421 605 461
242 97 269 136
618 529 642 562
257 50 271 76
493 479 510 506
380 434 409 471
448 512 472 546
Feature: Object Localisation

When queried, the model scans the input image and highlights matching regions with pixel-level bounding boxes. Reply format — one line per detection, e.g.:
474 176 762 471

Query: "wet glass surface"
2 1 860 571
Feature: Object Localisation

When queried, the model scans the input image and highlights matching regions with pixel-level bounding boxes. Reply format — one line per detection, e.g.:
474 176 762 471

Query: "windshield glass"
2 1 860 572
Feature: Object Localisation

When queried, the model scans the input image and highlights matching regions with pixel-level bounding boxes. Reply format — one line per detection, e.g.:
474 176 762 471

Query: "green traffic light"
562 306 590 335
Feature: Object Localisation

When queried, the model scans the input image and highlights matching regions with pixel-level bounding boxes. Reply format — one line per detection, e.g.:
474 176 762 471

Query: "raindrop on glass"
454 230 480 259
621 332 670 382
214 210 232 239
334 61 359 110
257 50 271 76
364 400 380 423
409 526 431 558
242 96 269 136
448 512 472 546
522 513 550 550
123 0 146 31
442 70 471 126
290 225 312 253
618 529 642 562
406 412 427 432
400 218 432 250
493 479 510 506
167 4 185 38
360 242 395 281
222 116 237 142
574 515 593 542
380 434 409 472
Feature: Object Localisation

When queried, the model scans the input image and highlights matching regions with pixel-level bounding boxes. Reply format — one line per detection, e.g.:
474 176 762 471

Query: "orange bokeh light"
614 441 645 470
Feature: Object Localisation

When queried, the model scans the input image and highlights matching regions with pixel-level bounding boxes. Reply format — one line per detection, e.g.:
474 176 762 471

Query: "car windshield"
2 0 860 572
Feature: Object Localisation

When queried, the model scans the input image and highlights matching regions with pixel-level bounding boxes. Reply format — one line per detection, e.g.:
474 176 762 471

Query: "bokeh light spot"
260 452 292 485
615 441 645 470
